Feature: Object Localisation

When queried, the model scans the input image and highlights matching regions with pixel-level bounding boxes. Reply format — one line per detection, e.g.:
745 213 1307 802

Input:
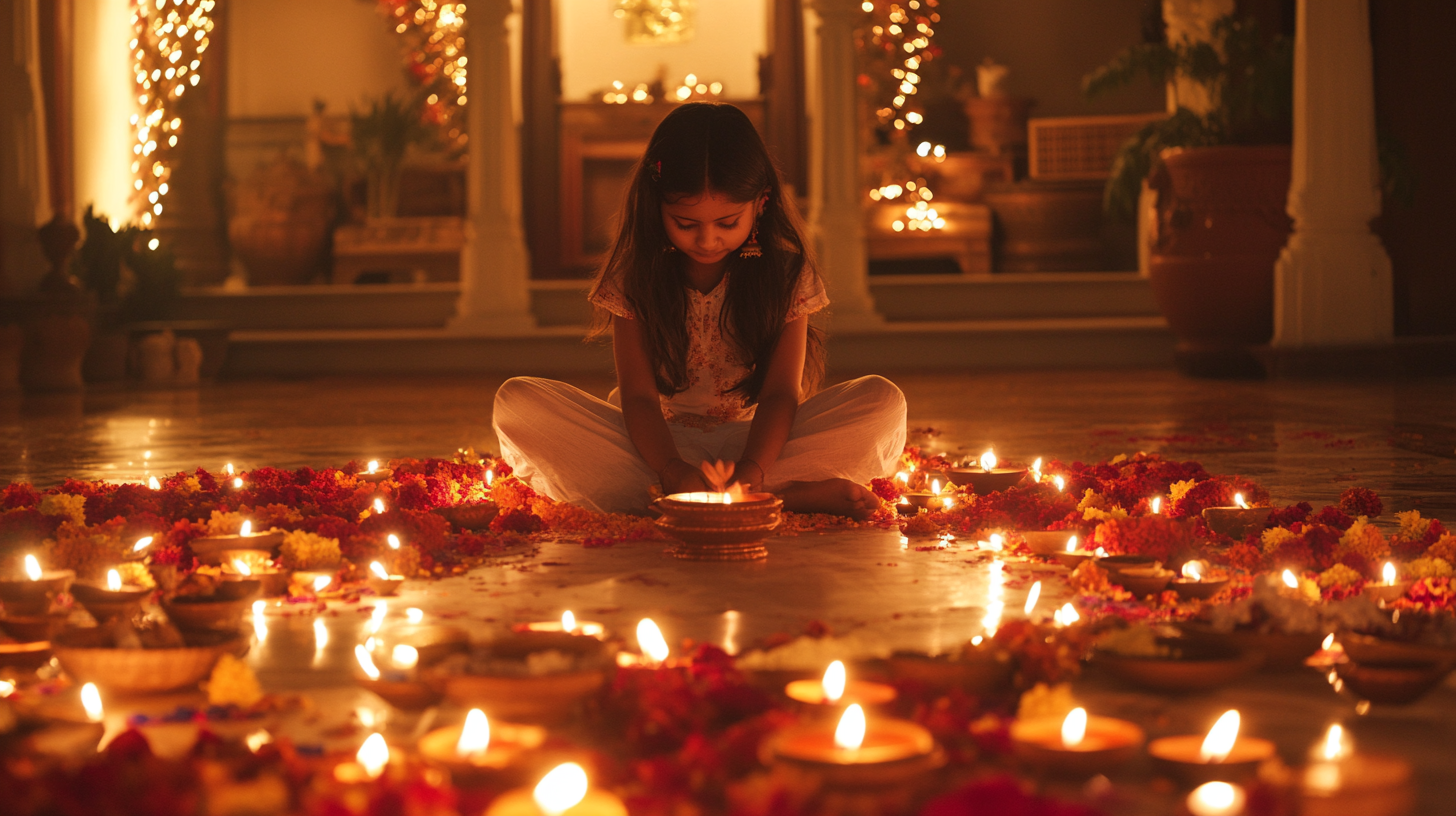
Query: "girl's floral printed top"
592 271 829 428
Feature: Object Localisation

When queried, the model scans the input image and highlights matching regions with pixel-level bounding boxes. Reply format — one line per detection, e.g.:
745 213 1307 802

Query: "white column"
1272 0 1392 348
450 0 536 334
805 0 879 327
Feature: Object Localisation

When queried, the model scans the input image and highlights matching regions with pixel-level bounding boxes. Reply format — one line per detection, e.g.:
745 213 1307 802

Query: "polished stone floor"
5 371 1456 813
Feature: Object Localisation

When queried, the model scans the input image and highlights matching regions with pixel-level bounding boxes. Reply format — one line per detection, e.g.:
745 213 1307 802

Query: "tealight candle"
1149 710 1276 784
1187 781 1246 816
517 610 607 639
418 708 547 778
1172 560 1229 600
1009 706 1145 775
1362 562 1410 605
765 703 941 787
485 762 628 816
1299 724 1413 816
785 660 898 707
1201 494 1272 539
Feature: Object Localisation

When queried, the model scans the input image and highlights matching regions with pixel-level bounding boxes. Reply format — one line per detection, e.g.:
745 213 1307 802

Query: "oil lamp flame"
1054 602 1080 627
1183 562 1203 581
1065 535 1078 553
373 498 386 514
355 645 380 680
979 450 997 472
988 533 1004 551
312 574 332 592
534 763 589 816
1382 561 1396 584
407 607 424 624
245 729 271 753
485 469 495 487
1234 493 1249 509
1053 475 1066 492
81 682 103 722
357 733 389 779
1200 710 1241 763
1282 569 1298 589
387 534 401 550
233 477 244 489
1150 497 1162 514
107 569 122 591
896 471 909 484
367 460 379 474
240 520 253 537
133 536 153 552
637 618 670 663
1061 707 1087 748
368 602 387 633
562 610 576 632
1321 723 1349 761
822 660 847 702
456 708 490 757
1024 581 1041 615
1188 782 1244 816
835 704 867 750
24 554 41 581
931 479 942 495
370 561 390 580
233 559 252 577
1031 457 1043 480
391 644 418 669
1322 633 1335 650
225 463 234 476
148 476 161 490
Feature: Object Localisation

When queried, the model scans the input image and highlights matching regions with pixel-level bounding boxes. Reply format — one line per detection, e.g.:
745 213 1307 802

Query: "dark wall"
933 0 1165 118
1372 0 1456 337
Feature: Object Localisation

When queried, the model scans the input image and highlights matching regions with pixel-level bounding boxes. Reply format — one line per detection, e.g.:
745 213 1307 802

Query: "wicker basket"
53 629 243 694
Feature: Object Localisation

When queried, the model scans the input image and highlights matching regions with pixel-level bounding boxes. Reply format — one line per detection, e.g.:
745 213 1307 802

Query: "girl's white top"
591 271 829 428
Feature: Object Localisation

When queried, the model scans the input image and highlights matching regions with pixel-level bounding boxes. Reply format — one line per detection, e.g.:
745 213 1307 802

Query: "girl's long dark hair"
588 103 826 404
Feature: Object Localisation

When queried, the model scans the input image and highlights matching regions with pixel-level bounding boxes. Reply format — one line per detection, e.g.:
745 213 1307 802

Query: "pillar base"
1273 229 1393 348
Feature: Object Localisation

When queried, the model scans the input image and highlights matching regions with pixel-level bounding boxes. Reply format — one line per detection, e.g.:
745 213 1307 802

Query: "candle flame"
896 471 909 484
1183 561 1203 581
1031 457 1043 481
822 660 847 702
245 729 271 753
1024 581 1041 615
407 607 424 624
225 463 234 476
1382 561 1396 584
1053 475 1065 492
240 520 252 537
1200 710 1241 763
133 536 154 552
24 554 41 581
370 561 390 580
233 559 252 577
456 708 490 757
562 610 576 632
485 468 495 487
534 763 589 816
81 682 103 722
1189 783 1243 816
355 645 381 680
391 644 419 669
1061 707 1087 748
148 476 161 490
233 477 243 489
1054 602 1080 627
943 496 955 509
1282 569 1298 589
373 498 385 514
931 479 942 495
1321 723 1351 761
357 733 389 779
835 704 867 750
637 618 670 663
1150 497 1162 514
387 534 401 550
1066 535 1078 553
1094 547 1107 558
979 450 997 471
106 569 122 591
367 460 379 474
1234 493 1249 509
1322 633 1334 650
988 533 1004 551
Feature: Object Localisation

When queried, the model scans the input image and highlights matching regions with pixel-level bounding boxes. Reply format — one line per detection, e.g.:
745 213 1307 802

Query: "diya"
190 521 285 565
1186 782 1247 816
1171 560 1229 600
784 660 897 708
763 703 943 788
0 556 74 616
1362 562 1411 605
947 450 1027 496
1300 724 1413 816
366 561 405 596
1021 531 1080 557
485 762 628 816
1009 707 1144 776
70 569 151 621
653 490 782 561
1148 710 1276 785
515 610 607 639
418 708 547 782
1201 495 1271 540
357 460 394 483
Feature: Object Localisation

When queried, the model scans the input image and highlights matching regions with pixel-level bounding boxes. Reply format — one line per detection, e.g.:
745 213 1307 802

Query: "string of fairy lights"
378 0 469 152
129 0 216 230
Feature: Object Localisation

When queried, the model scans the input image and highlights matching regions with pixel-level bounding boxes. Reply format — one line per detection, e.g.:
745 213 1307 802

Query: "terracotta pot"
228 155 336 286
1148 146 1292 377
983 180 1108 272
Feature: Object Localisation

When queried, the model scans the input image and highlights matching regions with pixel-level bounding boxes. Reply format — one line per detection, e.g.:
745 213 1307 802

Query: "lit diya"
0 555 75 615
334 732 391 784
190 520 285 565
1052 537 1098 569
221 553 290 597
418 708 547 781
1148 710 1276 784
785 660 897 708
1186 782 1247 816
357 460 394 483
1300 724 1413 816
1010 706 1145 775
484 762 628 816
1201 494 1272 539
764 703 943 787
897 477 956 514
653 485 782 561
1362 562 1410 605
515 610 607 639
947 450 1028 495
70 568 151 621
366 561 404 596
355 640 441 710
1021 531 1080 557
1172 560 1229 600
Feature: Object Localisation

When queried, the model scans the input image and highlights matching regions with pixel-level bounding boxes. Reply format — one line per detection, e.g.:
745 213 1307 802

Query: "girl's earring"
738 225 762 259
663 242 677 253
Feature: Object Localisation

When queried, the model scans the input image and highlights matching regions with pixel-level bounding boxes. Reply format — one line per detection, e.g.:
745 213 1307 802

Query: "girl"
493 103 905 518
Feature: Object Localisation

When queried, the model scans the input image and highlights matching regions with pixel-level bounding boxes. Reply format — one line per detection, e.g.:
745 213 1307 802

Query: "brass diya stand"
653 492 783 561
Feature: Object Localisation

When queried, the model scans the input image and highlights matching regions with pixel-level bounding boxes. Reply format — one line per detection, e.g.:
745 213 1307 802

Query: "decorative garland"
376 0 469 154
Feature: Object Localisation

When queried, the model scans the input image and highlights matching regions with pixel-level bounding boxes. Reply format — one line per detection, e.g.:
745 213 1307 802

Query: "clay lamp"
418 708 547 782
0 555 75 616
190 520 285 566
224 554 289 598
1149 710 1276 785
358 460 394 483
1172 560 1229 600
70 568 151 622
485 762 628 816
1186 782 1248 816
367 561 405 596
1362 562 1410 605
516 610 607 639
897 477 955 515
334 732 391 784
1201 494 1272 540
355 642 439 711
27 681 106 761
1053 537 1099 570
1299 724 1413 816
1022 531 1080 557
785 660 897 709
1010 706 1145 776
764 703 942 788
948 450 1027 496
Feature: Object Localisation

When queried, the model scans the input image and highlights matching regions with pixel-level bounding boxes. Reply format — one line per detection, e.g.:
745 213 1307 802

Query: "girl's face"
661 190 756 267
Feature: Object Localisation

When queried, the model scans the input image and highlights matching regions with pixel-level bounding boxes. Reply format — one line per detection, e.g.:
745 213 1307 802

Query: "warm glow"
314 575 331 592
355 645 381 680
0 680 14 698
391 644 419 670
1321 723 1351 761
896 471 909 484
931 479 942 495
1031 457 1043 481
1234 493 1249 509
107 569 122 591
1066 535 1079 553
314 618 329 650
1024 581 1042 616
357 733 389 779
233 477 243 489
1061 707 1087 748
373 498 386 514
1183 561 1204 581
562 610 577 632
367 460 379 474
822 660 847 702
370 561 390 580
988 533 1004 551
232 559 252 577
387 534 401 550
253 600 268 642
1382 561 1396 584
240 520 253 537
1187 782 1245 816
225 463 234 476
81 683 103 722
534 763 590 816
368 603 388 634
23 554 41 581
1054 602 1080 627
980 450 997 471
835 704 867 750
1053 475 1066 492
407 607 424 624
1282 569 1299 589
148 476 161 490
456 709 490 757
133 536 154 552
485 469 495 487
1200 710 1241 763
637 618 670 663
1150 497 1162 514
245 729 272 753
1322 633 1335 650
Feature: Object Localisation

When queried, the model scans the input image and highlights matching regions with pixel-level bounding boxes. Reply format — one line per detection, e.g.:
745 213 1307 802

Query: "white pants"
493 375 908 514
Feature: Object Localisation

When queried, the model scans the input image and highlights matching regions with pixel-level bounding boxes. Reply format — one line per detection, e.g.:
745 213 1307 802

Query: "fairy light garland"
129 0 215 228
378 1 468 152
861 0 945 232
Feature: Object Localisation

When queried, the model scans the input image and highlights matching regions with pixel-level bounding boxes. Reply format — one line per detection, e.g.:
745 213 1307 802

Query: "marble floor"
4 370 1456 813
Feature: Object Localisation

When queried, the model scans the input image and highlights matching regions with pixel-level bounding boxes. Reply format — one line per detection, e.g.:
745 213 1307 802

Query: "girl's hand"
730 458 764 493
659 458 710 495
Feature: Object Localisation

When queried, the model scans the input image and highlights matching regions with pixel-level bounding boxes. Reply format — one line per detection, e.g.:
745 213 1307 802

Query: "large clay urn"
228 155 337 286
1147 146 1292 377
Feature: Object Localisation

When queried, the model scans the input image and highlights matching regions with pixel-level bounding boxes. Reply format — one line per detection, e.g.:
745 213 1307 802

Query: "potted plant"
1085 15 1292 377
71 207 182 383
350 92 432 219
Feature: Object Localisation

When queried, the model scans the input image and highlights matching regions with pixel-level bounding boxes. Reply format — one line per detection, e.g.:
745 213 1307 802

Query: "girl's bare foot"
778 479 881 521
